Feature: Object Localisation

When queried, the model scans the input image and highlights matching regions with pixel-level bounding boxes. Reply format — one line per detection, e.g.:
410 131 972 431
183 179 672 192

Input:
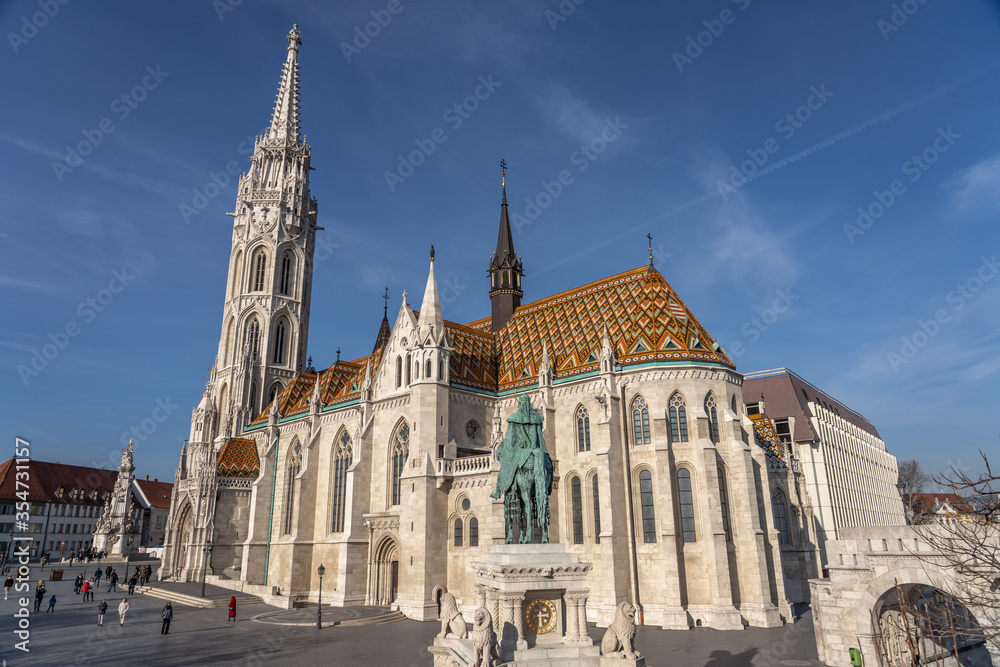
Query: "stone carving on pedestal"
438 590 468 639
471 607 500 667
601 602 643 660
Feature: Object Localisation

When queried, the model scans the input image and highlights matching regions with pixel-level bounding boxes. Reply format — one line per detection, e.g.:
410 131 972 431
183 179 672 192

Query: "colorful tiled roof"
748 413 782 458
216 438 260 478
445 321 496 391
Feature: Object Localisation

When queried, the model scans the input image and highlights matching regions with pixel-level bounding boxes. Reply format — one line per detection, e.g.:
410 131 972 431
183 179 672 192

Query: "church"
161 25 886 630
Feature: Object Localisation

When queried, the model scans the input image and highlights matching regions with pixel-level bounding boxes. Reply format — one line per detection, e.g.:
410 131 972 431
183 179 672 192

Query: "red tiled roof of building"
216 438 261 478
133 478 173 509
0 458 117 505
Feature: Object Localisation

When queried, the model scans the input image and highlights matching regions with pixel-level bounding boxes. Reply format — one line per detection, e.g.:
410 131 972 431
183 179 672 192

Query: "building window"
571 476 583 544
426 359 432 379
774 419 791 443
395 356 402 388
390 421 409 506
272 320 287 364
331 430 352 533
454 518 463 547
631 396 650 445
279 253 294 295
252 249 267 292
469 517 478 547
730 395 737 414
718 467 731 543
268 382 282 407
405 354 412 385
576 406 591 452
282 441 302 534
592 475 601 545
246 318 261 361
773 491 789 545
705 394 719 444
639 470 656 543
669 393 688 442
676 468 696 542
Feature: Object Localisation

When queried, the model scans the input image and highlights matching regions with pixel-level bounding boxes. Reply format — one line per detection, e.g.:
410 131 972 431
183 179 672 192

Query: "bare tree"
897 459 930 523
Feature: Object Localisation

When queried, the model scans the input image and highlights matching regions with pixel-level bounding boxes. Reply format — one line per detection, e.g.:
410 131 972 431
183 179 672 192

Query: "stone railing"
435 454 493 477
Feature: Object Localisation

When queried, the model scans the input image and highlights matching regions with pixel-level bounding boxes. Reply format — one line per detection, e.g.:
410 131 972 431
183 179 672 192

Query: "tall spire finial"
336 347 341 362
430 244 435 262
500 158 507 191
383 287 390 318
647 233 654 266
267 26 303 145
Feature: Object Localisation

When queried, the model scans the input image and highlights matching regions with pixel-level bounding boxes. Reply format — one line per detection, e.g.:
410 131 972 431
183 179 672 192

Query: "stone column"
488 588 501 634
563 593 582 643
511 592 527 650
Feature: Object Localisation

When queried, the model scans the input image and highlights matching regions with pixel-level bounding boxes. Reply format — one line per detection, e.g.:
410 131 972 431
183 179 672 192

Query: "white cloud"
948 154 1000 218
537 85 606 144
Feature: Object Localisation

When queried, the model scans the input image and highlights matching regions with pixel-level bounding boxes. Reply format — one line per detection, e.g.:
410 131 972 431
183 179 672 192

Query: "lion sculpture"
601 601 642 659
471 607 500 667
437 590 468 639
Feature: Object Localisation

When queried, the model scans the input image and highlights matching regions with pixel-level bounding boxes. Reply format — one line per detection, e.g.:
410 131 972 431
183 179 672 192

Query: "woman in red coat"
228 596 236 622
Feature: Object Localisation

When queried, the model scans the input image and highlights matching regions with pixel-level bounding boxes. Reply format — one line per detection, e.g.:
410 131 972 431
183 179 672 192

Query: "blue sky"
2 1 998 485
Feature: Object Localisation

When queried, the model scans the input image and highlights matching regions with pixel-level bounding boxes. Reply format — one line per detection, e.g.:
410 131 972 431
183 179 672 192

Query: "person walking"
97 599 107 626
4 574 13 600
127 573 137 595
228 596 236 623
33 581 46 612
81 579 90 602
104 564 112 579
107 569 118 593
73 573 83 595
93 568 102 586
117 598 129 626
46 595 56 613
160 601 172 634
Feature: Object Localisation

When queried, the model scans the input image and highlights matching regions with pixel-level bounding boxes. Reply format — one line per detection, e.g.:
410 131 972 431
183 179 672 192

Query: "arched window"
250 381 259 416
230 250 243 299
278 252 294 295
245 317 261 361
438 360 444 380
592 475 602 544
639 470 656 543
405 354 411 385
267 382 282 407
676 468 696 542
390 421 409 506
454 518 463 547
669 393 688 443
717 466 732 542
772 491 789 545
576 406 591 452
705 394 719 444
282 441 302 534
426 359 432 379
469 517 479 547
570 476 583 544
251 249 267 292
730 395 738 414
331 430 352 533
631 396 650 445
395 356 402 388
272 319 287 364
224 317 234 366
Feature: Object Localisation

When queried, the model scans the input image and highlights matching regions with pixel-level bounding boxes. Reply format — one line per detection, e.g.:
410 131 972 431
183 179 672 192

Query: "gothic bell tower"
210 24 320 438
488 160 523 332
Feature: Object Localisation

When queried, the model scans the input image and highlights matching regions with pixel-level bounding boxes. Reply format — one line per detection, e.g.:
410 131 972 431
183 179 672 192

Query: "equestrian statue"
490 394 554 544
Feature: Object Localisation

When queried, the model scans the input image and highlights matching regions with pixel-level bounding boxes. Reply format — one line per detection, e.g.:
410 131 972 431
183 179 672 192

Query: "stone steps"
139 586 264 609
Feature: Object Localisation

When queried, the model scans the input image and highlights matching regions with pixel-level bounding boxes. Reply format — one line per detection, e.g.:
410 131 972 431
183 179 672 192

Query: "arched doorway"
368 537 399 606
170 503 193 580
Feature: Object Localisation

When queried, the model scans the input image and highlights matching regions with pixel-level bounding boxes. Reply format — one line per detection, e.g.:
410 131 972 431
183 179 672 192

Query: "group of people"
72 563 152 600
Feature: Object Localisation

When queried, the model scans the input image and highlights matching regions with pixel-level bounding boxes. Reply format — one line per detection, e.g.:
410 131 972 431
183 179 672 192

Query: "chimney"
154 478 158 482
145 475 149 481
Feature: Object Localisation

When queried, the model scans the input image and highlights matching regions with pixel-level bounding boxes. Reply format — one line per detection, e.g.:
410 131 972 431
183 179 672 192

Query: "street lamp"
200 544 213 598
896 479 909 525
317 564 325 629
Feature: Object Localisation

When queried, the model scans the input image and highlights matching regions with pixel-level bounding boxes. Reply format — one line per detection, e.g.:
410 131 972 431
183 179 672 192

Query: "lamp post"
317 564 325 629
896 480 909 525
200 544 213 598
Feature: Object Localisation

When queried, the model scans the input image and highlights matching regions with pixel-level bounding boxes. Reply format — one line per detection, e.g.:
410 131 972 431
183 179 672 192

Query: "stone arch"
369 535 400 606
169 499 195 579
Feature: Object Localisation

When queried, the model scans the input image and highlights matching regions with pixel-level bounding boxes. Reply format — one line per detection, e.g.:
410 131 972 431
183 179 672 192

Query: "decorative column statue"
489 394 554 544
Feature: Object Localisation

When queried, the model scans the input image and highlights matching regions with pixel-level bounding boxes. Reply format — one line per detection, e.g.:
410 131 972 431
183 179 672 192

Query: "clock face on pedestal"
525 598 557 635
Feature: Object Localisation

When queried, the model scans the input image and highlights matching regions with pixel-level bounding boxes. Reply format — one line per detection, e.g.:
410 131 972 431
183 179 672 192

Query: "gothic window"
230 250 243 299
224 318 235 366
405 354 412 385
438 360 444 379
570 476 583 544
705 394 720 444
272 319 288 365
390 421 409 506
592 475 602 544
246 318 261 361
282 441 302 535
639 470 656 543
426 359 432 379
669 393 688 443
631 396 650 445
454 518 463 547
730 395 738 414
576 406 591 452
676 468 696 543
469 517 479 547
250 381 259 416
773 491 789 545
718 466 732 542
278 252 294 296
331 430 352 533
267 382 282 407
395 356 402 388
252 249 267 292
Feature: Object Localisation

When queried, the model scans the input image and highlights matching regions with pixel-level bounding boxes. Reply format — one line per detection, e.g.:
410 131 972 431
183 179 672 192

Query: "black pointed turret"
489 177 523 333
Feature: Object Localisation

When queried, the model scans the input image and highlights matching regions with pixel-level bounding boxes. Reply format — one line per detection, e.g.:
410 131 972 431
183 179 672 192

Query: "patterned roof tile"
216 438 260 478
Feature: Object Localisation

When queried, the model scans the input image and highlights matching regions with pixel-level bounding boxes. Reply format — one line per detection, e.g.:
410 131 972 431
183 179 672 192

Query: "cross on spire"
647 233 654 266
500 158 507 190
383 287 390 317
336 347 341 362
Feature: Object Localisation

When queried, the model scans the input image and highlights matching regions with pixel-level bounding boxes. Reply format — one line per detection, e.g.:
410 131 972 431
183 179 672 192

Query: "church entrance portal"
368 537 399 606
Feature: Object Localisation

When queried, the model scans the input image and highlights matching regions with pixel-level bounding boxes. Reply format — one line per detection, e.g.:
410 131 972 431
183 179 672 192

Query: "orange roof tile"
216 438 260 478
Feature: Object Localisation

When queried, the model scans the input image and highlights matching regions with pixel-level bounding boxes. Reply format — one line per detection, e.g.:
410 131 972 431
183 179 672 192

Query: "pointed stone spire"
489 159 523 332
417 245 444 338
599 324 616 373
538 341 552 385
267 25 303 145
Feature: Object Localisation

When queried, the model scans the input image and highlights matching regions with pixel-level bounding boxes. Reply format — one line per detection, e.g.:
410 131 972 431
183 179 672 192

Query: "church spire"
489 159 523 332
418 245 444 340
267 25 303 145
373 287 391 353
